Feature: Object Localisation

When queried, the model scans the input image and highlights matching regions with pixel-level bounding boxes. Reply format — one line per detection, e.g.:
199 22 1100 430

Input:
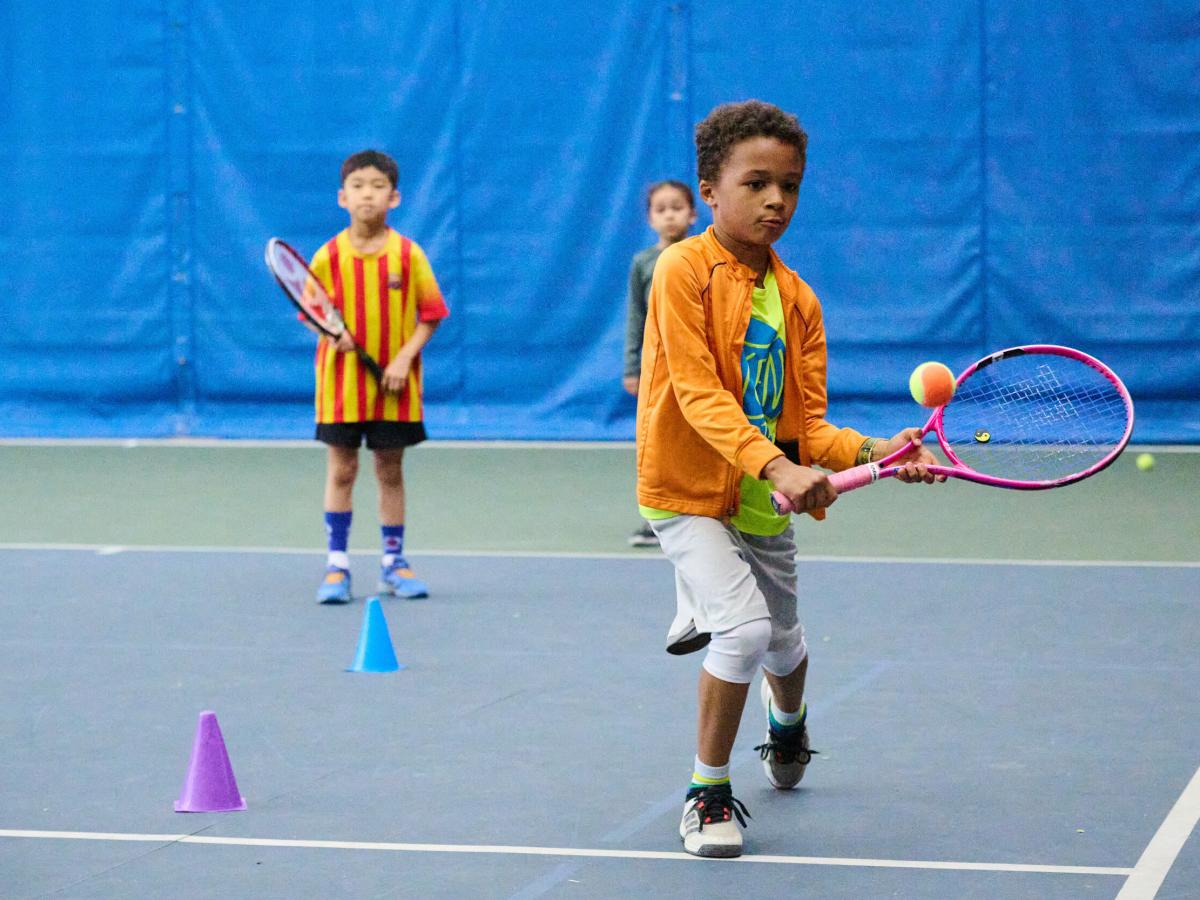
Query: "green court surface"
1 442 1195 562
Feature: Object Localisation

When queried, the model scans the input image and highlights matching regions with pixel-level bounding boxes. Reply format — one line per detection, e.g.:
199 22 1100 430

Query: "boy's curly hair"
694 101 808 183
340 149 399 187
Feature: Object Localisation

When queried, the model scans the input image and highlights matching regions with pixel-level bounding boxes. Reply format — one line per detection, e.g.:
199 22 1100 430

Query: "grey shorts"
650 514 805 654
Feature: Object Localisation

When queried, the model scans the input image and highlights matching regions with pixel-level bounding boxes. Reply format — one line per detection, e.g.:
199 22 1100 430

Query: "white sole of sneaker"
665 621 711 656
682 837 742 858
679 802 743 858
377 585 429 599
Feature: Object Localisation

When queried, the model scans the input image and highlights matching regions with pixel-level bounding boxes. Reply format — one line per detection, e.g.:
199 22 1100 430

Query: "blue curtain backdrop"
1 1 1196 440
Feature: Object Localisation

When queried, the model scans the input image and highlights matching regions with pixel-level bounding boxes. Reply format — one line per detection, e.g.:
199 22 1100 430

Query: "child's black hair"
646 179 696 211
694 101 808 183
340 149 399 188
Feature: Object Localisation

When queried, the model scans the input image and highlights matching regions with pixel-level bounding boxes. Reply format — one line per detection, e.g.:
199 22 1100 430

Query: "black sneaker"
679 785 751 858
627 522 660 547
665 620 711 655
753 678 817 789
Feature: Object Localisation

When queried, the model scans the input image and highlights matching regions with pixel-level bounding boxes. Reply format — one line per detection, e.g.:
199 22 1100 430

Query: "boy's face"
699 137 803 250
648 185 696 243
338 165 400 225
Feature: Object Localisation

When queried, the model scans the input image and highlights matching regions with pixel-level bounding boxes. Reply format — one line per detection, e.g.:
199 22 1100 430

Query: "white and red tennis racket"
772 345 1134 513
264 237 385 382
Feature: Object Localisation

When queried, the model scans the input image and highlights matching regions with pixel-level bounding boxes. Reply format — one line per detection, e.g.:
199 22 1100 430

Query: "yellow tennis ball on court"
1136 452 1155 471
909 361 956 408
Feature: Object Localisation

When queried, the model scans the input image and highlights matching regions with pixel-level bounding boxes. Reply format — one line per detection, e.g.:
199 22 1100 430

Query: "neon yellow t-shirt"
639 269 789 535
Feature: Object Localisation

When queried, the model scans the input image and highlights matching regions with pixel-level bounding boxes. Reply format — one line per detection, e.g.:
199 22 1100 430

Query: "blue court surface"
2 546 1198 899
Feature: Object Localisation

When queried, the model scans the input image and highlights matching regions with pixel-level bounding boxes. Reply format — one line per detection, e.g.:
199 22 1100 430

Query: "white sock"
327 551 350 570
770 700 806 729
691 756 731 787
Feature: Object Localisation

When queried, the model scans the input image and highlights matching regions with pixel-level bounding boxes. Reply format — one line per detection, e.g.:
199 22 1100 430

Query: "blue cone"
347 597 405 672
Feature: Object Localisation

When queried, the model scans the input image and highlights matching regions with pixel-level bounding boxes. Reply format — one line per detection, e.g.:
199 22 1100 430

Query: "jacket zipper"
787 301 811 467
724 278 754 518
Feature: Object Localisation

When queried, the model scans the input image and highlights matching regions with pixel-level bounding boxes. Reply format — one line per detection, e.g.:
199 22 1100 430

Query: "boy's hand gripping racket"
264 237 385 382
772 345 1134 513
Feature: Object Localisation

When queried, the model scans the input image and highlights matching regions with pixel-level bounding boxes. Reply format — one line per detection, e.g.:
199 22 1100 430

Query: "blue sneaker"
316 566 352 604
379 559 428 599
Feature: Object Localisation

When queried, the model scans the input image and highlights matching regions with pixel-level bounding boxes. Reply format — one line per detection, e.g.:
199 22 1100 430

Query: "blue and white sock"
325 511 352 571
381 524 405 568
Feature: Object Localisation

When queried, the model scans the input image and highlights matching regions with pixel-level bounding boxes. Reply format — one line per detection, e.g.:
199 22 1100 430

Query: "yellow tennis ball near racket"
909 361 956 408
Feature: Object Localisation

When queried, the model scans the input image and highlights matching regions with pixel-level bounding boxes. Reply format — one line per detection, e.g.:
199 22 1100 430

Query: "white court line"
1115 765 1200 899
0 829 1133 876
0 543 663 561
0 542 1197 568
1 438 1196 453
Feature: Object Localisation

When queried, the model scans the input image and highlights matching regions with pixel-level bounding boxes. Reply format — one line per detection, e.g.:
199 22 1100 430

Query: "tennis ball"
909 361 956 408
1136 452 1155 472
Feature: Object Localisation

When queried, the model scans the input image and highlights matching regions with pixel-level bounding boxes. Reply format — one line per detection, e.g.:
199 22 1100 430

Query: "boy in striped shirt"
308 150 449 604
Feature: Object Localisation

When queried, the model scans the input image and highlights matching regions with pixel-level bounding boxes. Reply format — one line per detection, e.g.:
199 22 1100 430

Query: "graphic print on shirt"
741 315 785 439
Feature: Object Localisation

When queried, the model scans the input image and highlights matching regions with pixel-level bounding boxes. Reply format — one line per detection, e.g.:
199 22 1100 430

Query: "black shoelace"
754 729 818 766
691 787 751 828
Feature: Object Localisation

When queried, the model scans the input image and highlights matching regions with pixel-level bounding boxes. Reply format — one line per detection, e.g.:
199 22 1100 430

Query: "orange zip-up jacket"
635 227 866 521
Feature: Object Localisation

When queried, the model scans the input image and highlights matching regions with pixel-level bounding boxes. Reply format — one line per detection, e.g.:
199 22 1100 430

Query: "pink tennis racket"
772 345 1134 513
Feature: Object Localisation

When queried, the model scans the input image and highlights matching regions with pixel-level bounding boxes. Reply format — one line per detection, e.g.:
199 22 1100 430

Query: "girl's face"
700 137 803 253
648 185 697 244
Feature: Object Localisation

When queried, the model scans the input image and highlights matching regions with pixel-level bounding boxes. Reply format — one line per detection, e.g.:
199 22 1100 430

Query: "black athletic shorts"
315 421 427 450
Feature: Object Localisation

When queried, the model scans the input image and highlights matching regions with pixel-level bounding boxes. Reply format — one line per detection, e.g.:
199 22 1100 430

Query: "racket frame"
264 237 386 383
773 344 1135 512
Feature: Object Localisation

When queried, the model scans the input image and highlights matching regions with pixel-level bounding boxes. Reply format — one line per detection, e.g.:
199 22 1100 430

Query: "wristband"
856 438 879 465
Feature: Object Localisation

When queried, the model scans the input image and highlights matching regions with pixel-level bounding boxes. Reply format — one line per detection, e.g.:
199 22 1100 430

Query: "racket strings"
268 243 340 330
941 357 1130 482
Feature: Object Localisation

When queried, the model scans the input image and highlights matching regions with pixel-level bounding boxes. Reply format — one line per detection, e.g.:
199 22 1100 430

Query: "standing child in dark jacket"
623 180 696 547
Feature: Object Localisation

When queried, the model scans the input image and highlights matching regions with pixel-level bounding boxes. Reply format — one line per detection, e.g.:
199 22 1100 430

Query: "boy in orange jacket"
635 101 938 858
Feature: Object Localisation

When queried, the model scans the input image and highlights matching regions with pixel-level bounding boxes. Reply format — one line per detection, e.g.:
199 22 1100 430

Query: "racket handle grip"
828 463 881 494
358 349 385 382
770 463 882 514
770 491 794 515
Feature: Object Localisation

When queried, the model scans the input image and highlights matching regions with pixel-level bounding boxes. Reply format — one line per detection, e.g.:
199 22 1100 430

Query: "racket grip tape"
357 349 385 382
769 491 794 515
828 463 881 493
770 463 881 515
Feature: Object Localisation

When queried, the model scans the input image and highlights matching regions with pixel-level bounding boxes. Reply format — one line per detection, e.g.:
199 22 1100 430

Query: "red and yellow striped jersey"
308 229 449 423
